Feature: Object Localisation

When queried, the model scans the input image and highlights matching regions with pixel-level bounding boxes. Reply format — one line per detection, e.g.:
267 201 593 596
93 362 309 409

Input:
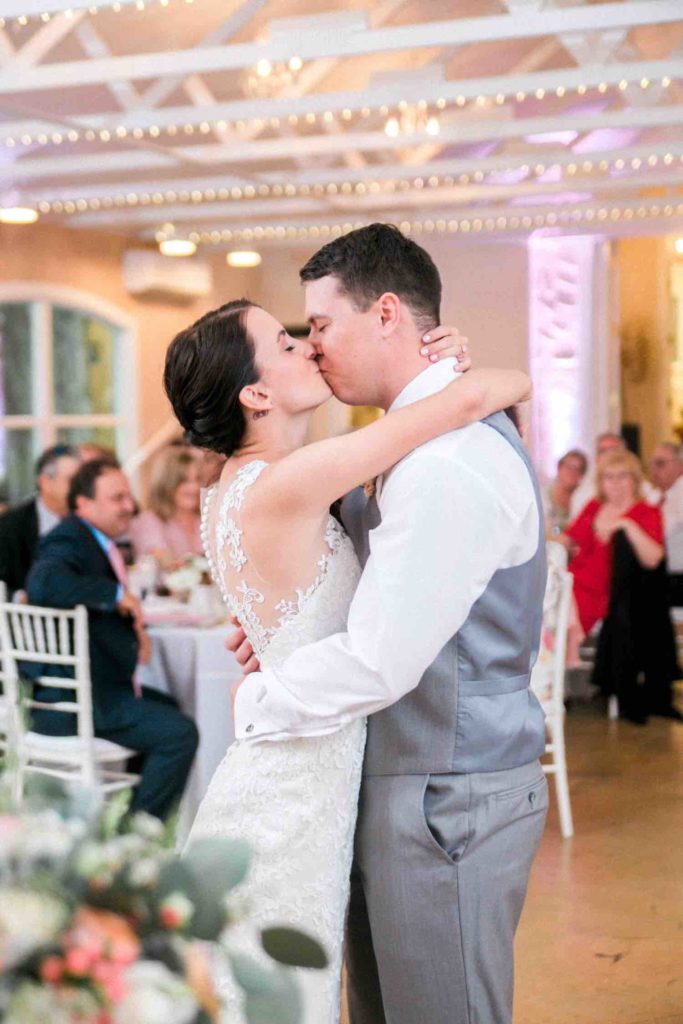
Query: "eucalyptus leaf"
261 927 328 969
229 954 302 1024
184 837 251 892
180 838 251 940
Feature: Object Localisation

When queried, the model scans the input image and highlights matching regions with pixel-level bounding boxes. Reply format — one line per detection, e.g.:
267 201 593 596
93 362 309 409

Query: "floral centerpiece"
163 556 212 602
0 780 326 1024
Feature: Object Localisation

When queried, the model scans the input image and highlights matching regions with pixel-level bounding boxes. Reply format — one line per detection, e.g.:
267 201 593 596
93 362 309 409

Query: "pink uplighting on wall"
528 236 601 480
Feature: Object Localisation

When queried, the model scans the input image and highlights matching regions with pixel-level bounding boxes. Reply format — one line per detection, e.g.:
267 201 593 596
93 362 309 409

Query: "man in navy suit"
27 458 198 819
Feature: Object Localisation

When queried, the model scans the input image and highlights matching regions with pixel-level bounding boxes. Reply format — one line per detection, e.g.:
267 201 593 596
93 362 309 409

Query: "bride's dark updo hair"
164 299 259 457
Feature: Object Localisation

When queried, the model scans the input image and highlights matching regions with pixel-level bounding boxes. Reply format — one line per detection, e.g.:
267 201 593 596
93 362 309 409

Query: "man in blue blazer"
27 458 198 819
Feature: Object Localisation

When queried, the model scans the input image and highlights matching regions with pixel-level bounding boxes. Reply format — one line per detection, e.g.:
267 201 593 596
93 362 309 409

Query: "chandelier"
243 56 303 98
384 106 440 138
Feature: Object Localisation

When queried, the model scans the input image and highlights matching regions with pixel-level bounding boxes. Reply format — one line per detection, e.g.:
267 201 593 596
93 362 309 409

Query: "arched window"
0 286 136 502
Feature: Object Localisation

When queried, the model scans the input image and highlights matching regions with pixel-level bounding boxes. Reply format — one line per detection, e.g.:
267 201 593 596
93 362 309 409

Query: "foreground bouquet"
0 782 326 1024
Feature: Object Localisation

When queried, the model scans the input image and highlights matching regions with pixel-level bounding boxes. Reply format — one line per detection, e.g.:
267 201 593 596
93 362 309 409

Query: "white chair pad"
24 732 135 763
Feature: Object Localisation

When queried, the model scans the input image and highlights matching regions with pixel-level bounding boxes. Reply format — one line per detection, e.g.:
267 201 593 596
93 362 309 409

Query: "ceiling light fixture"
0 206 39 224
226 250 262 268
159 237 196 256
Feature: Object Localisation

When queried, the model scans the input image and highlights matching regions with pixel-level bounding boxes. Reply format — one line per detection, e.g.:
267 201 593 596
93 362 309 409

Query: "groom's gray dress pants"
345 760 548 1024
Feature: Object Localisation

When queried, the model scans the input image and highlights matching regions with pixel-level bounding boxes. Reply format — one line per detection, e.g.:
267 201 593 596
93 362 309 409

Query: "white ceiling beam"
130 194 683 240
0 0 136 12
5 102 683 183
0 2 680 95
4 9 86 70
0 25 14 63
1 56 681 141
17 140 683 203
74 19 141 111
62 167 683 230
135 0 268 113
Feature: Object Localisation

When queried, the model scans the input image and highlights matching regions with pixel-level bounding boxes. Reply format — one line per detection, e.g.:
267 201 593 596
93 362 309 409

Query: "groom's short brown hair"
299 223 442 333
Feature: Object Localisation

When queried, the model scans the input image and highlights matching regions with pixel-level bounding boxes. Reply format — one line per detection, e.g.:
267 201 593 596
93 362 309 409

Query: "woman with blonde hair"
131 446 203 565
561 448 680 723
563 448 664 635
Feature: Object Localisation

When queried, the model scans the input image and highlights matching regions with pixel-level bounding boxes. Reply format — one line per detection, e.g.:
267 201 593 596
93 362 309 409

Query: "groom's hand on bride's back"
226 615 260 674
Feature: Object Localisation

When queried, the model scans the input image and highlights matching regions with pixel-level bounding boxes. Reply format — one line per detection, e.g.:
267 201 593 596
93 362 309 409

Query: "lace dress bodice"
200 459 362 671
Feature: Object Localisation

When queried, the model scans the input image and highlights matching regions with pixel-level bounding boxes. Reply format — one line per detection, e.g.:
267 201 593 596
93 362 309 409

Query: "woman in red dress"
563 449 664 637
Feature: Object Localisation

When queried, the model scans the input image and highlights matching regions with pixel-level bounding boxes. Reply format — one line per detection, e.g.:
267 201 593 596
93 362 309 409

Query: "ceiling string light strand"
0 0 196 27
175 201 683 248
27 149 683 217
1 72 678 151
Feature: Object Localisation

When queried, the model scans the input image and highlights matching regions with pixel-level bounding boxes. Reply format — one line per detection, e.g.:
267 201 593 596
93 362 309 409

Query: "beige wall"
0 221 254 450
616 235 674 461
1 223 531 459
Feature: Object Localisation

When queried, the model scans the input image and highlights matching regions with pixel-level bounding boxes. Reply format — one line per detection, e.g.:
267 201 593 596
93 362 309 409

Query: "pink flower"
65 947 92 976
39 955 64 983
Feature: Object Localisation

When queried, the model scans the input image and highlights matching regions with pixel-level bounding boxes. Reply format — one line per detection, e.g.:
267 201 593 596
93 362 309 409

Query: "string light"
1 72 676 153
0 0 200 23
30 146 683 220
177 201 683 248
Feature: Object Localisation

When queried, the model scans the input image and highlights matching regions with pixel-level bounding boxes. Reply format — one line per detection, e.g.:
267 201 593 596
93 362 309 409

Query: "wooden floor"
516 705 683 1024
343 701 683 1024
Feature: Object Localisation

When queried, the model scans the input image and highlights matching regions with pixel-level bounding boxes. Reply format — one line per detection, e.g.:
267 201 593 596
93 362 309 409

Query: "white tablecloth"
139 624 240 829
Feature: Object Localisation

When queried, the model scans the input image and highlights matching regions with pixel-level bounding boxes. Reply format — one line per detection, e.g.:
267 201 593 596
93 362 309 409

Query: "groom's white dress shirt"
234 359 539 742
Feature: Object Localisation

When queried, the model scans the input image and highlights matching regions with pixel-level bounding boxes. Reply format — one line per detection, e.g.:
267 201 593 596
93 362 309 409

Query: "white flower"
114 961 199 1024
130 812 165 842
0 888 69 969
164 566 201 592
128 857 160 888
4 980 100 1024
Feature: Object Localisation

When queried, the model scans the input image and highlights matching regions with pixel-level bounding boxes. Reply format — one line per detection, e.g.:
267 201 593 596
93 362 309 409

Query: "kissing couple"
164 223 548 1024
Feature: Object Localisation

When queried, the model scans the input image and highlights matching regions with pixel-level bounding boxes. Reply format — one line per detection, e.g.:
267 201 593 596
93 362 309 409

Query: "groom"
230 223 548 1024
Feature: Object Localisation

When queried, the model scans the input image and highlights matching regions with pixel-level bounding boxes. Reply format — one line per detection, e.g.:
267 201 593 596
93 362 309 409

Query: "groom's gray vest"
341 411 547 777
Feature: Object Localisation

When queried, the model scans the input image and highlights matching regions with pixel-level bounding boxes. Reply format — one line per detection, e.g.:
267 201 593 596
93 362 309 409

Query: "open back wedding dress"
187 460 366 1024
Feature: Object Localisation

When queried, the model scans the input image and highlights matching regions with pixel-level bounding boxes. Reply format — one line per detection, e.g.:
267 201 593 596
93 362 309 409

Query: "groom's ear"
376 292 401 336
239 383 274 414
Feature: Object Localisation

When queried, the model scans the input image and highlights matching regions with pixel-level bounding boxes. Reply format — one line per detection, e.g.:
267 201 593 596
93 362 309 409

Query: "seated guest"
543 448 588 537
568 431 626 519
130 447 202 566
648 442 683 605
26 458 199 820
562 450 678 722
0 444 80 595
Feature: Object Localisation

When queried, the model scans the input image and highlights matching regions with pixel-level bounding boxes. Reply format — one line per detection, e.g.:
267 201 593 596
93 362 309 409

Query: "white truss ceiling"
0 0 682 247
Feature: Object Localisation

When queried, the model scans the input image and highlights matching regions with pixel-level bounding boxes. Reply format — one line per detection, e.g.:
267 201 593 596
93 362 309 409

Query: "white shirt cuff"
233 668 347 741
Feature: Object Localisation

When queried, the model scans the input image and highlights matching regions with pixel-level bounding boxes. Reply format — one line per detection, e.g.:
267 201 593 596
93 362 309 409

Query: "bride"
163 299 531 1023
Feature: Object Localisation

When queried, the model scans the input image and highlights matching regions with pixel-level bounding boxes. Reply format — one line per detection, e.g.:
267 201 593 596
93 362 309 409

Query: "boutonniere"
364 478 377 498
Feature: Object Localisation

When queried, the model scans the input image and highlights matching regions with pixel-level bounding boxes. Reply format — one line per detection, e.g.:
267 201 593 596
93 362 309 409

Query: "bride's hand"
420 326 470 371
226 615 260 674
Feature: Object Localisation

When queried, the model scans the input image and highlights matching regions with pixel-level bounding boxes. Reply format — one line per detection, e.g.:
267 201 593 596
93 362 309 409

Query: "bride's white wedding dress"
187 460 366 1024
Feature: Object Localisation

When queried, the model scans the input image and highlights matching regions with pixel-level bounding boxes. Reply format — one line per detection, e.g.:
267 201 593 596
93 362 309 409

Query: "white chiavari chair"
531 545 575 838
0 601 140 803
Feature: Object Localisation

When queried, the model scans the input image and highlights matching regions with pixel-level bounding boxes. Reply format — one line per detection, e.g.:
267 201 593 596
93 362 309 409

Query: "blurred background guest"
562 450 678 724
569 431 626 520
0 444 81 596
543 448 588 537
26 458 198 819
78 441 119 464
648 442 683 606
197 448 226 488
130 446 202 566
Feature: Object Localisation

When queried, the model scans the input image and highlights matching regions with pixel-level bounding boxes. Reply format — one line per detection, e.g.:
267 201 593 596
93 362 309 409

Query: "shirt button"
246 724 254 734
